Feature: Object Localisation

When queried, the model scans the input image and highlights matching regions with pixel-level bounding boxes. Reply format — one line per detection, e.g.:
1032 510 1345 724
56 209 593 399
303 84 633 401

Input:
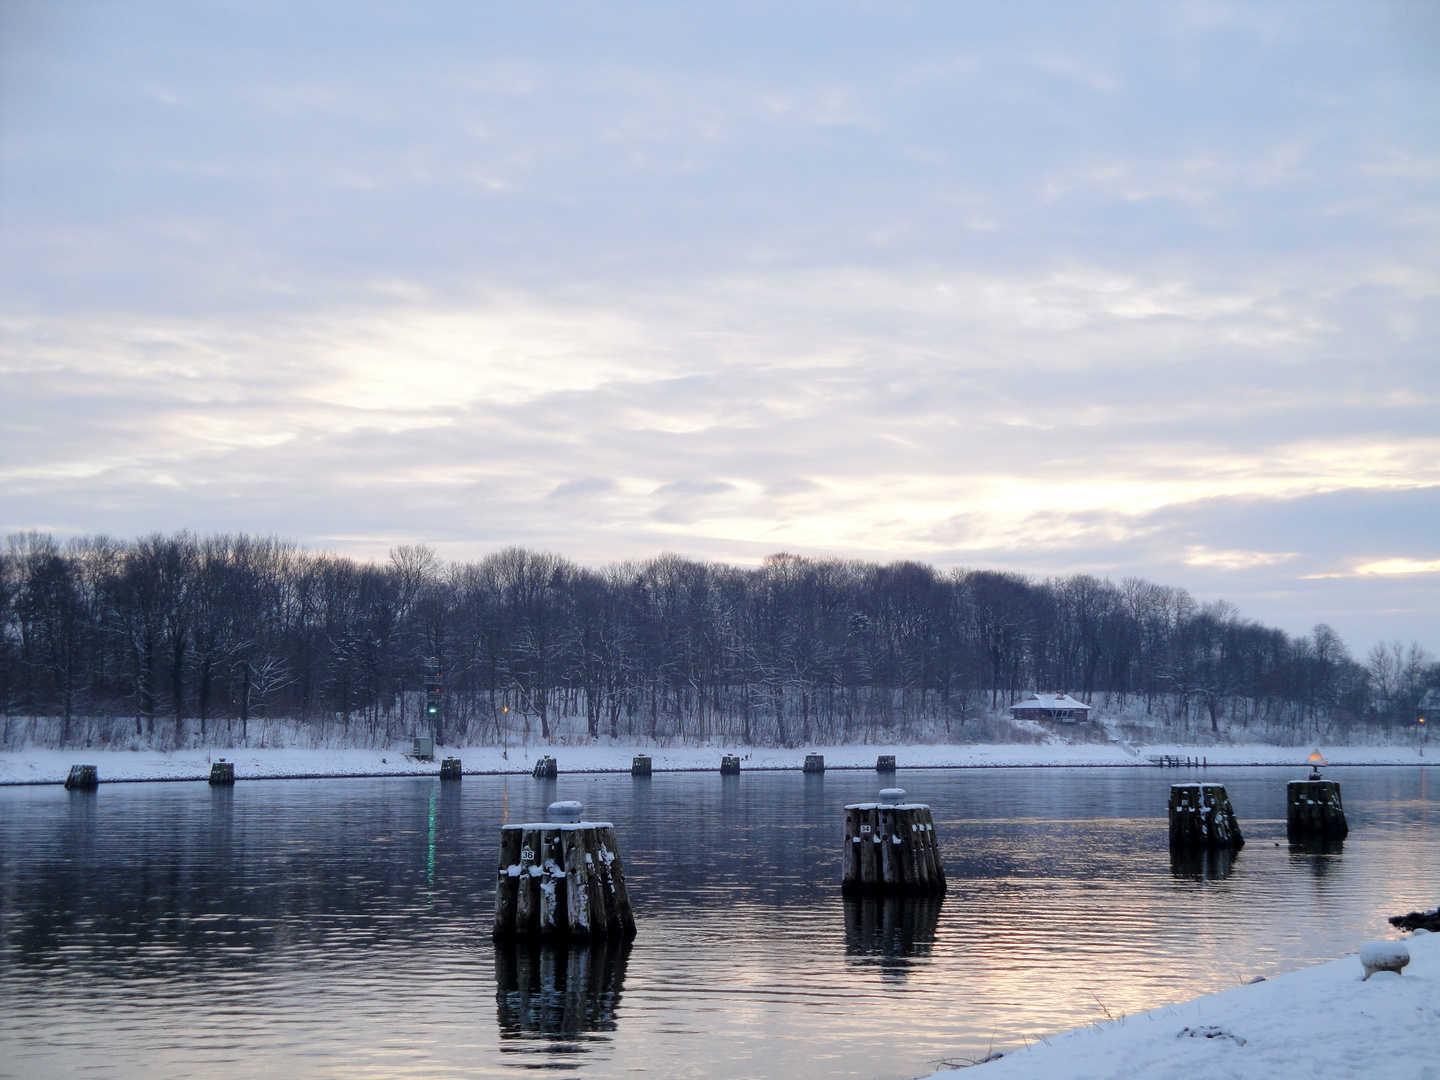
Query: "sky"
1 0 1437 654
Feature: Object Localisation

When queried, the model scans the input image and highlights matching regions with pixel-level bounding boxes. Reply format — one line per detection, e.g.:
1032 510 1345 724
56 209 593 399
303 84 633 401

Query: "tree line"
2 532 1434 748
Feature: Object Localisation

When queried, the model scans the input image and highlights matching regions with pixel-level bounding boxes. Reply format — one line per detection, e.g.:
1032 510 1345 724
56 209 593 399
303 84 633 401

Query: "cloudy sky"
2 0 1437 652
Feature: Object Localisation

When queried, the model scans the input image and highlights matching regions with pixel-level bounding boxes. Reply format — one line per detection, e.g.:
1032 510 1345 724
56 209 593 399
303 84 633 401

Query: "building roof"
1011 693 1092 712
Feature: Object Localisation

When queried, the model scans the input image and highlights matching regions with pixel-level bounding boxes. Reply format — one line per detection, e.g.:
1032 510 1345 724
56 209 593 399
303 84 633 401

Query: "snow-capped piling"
493 800 637 942
842 788 947 894
1287 779 1346 841
876 755 896 773
208 760 235 786
631 755 651 777
532 755 558 780
720 755 740 775
64 764 98 790
804 754 825 774
439 757 462 781
1168 783 1244 849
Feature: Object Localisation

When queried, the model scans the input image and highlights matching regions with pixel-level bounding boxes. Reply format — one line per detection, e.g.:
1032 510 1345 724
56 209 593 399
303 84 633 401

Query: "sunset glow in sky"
2 1 1437 650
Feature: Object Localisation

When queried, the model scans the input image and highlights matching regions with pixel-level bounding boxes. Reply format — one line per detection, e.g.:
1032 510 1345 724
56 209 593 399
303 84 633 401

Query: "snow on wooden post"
803 754 825 774
1287 780 1347 842
208 760 235 786
64 765 98 791
843 788 947 894
1168 783 1244 849
631 755 652 777
876 755 897 773
720 755 741 776
440 757 463 781
493 800 637 942
532 755 558 780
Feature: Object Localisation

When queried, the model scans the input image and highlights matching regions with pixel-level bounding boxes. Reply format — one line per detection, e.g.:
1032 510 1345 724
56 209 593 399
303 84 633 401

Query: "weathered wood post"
720 755 741 776
493 800 637 941
1287 753 1347 842
631 755 652 777
843 788 946 894
440 757 463 781
532 755 558 780
876 755 896 773
64 764 98 791
1168 783 1244 849
803 754 825 774
208 760 235 786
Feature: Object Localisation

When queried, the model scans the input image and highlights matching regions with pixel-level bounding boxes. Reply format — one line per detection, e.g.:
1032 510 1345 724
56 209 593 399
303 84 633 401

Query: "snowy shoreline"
0 741 1432 786
924 931 1437 1080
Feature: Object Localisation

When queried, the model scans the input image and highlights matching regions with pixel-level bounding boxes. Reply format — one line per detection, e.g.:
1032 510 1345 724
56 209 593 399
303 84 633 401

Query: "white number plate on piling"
860 825 871 834
521 846 535 862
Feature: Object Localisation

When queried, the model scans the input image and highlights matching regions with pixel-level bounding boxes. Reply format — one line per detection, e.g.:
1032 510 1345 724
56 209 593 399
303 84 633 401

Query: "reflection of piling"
876 755 896 773
440 757 463 780
1168 783 1243 849
1287 780 1347 842
208 760 235 786
495 937 630 1037
803 754 825 774
1169 845 1238 880
843 789 946 893
532 756 558 780
493 802 637 941
64 765 98 791
843 892 943 958
631 755 651 777
720 755 740 776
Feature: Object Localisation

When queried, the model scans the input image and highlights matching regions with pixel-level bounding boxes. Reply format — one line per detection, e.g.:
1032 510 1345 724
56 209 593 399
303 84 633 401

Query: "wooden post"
1168 783 1244 849
631 755 652 777
64 764 98 790
1287 779 1348 842
803 754 825 774
440 757 463 781
843 789 946 894
876 755 896 773
720 755 741 775
532 755 558 779
494 803 636 941
208 761 235 786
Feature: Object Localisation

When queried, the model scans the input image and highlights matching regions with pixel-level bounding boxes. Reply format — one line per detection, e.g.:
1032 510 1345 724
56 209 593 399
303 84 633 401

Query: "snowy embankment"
0 741 1431 785
927 931 1438 1080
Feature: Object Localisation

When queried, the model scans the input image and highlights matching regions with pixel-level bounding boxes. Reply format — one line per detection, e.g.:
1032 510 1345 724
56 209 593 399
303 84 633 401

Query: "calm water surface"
0 766 1435 1079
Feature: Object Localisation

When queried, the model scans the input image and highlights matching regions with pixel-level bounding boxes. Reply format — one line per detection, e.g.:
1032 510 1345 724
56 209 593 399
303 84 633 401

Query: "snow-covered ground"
0 741 1432 785
927 930 1438 1080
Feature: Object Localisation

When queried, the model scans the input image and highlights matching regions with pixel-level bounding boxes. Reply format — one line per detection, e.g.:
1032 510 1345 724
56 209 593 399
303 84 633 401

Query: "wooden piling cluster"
1168 783 1243 849
532 756 558 780
803 754 825 774
493 816 637 942
1148 755 1207 768
631 755 652 777
440 757 463 781
720 755 741 775
842 793 946 894
64 764 98 791
876 755 896 773
208 761 235 786
1287 779 1347 842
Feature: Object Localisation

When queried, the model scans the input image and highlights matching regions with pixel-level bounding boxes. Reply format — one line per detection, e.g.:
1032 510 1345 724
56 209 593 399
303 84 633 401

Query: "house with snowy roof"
1010 693 1092 724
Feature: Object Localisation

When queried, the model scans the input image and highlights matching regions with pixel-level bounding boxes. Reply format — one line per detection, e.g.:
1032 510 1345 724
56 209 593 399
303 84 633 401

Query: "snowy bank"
926 931 1438 1080
0 741 1432 786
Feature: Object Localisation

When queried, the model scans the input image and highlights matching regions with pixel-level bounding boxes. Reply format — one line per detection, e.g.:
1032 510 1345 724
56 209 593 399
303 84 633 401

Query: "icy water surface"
0 766 1435 1079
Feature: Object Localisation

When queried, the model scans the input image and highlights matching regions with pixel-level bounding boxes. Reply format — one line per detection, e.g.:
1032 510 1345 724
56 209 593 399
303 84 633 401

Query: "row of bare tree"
2 532 1434 747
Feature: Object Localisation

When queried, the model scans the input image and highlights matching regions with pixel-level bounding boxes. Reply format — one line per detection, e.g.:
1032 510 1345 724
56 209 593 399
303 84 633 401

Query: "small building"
1010 693 1093 724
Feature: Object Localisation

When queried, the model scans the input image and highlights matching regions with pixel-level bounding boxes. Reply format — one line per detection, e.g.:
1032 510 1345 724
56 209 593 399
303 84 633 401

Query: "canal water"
0 766 1434 1079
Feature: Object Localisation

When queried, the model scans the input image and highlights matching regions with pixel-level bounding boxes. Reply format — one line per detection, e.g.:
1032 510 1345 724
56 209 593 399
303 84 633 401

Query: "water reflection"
1289 838 1345 878
843 893 942 981
1169 846 1240 881
495 938 631 1051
